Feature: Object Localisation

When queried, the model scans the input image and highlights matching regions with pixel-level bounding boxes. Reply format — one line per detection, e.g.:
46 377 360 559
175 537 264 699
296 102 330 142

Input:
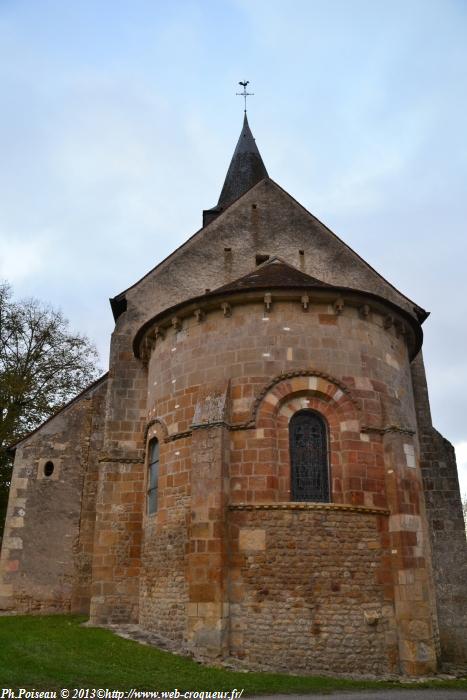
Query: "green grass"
0 615 465 694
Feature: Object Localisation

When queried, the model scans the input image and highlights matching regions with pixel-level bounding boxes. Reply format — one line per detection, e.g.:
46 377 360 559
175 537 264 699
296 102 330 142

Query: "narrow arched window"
289 410 329 502
147 439 159 515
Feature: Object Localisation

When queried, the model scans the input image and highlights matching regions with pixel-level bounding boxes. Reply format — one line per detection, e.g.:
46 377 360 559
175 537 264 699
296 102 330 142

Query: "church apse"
1 109 465 676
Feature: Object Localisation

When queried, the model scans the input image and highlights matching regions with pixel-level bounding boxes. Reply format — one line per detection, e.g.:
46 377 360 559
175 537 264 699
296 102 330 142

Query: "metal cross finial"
236 80 254 112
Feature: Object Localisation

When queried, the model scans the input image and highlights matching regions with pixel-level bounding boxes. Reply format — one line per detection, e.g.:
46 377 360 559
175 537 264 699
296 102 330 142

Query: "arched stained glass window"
147 439 159 515
289 410 329 502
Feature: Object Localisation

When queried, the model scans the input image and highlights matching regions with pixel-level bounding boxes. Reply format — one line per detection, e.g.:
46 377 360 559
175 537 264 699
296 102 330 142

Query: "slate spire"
218 113 268 207
203 114 268 226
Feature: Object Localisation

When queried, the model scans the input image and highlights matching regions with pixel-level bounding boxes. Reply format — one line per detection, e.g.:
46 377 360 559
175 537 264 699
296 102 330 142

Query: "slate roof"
202 114 268 224
211 257 331 294
217 113 268 207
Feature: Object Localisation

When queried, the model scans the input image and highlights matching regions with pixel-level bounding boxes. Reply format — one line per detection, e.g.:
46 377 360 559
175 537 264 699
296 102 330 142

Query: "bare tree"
0 282 101 536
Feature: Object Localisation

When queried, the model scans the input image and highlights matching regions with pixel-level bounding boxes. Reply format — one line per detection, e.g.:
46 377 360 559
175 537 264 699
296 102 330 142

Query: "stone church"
1 114 466 677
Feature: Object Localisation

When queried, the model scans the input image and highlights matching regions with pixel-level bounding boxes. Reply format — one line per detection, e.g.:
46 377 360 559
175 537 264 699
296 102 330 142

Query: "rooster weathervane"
236 80 254 112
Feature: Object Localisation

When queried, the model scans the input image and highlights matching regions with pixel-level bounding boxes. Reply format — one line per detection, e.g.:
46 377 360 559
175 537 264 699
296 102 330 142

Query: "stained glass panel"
289 410 329 502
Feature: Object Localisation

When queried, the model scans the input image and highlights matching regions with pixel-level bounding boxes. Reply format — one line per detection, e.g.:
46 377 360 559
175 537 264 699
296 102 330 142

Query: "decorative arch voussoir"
144 417 169 444
254 369 361 427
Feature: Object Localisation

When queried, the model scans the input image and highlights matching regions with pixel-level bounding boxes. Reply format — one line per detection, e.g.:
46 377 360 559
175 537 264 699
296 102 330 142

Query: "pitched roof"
211 257 331 294
111 177 428 323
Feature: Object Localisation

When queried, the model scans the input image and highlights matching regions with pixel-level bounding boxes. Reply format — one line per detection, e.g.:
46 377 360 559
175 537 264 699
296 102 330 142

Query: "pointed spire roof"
217 113 268 208
203 114 268 225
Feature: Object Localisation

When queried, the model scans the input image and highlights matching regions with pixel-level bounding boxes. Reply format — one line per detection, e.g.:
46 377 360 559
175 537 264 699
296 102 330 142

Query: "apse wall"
139 296 438 675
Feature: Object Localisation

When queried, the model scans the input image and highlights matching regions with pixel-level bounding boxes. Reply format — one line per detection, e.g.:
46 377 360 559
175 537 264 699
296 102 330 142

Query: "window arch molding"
253 370 361 428
144 417 168 443
252 374 364 505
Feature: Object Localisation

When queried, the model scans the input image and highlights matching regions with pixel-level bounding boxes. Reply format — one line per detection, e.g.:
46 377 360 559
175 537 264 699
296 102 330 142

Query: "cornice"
229 502 390 515
134 286 422 364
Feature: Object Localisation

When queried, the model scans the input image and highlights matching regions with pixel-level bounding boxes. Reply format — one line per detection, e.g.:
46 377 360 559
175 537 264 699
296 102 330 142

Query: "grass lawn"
0 615 466 694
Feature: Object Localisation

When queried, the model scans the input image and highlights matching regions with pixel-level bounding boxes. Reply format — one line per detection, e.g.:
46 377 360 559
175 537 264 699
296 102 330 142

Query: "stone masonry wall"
411 352 467 662
127 180 419 322
90 456 145 624
89 332 148 624
139 297 438 673
0 377 107 613
94 178 424 624
71 380 107 614
139 424 190 642
229 506 396 675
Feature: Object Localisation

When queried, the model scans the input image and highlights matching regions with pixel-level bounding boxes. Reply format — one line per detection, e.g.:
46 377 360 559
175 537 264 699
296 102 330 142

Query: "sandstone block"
239 528 266 551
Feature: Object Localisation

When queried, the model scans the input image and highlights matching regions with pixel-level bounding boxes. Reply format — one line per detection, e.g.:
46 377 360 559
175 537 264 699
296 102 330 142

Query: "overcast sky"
0 0 466 495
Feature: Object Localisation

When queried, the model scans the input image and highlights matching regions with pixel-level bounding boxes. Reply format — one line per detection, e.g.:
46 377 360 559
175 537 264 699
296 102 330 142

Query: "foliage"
0 283 100 536
0 615 466 692
0 455 9 541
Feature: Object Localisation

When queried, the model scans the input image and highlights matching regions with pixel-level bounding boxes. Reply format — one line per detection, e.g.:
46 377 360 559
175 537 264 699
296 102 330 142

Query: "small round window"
43 461 54 477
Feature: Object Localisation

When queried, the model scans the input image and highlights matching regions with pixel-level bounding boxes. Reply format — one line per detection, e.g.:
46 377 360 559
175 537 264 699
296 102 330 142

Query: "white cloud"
0 233 55 283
